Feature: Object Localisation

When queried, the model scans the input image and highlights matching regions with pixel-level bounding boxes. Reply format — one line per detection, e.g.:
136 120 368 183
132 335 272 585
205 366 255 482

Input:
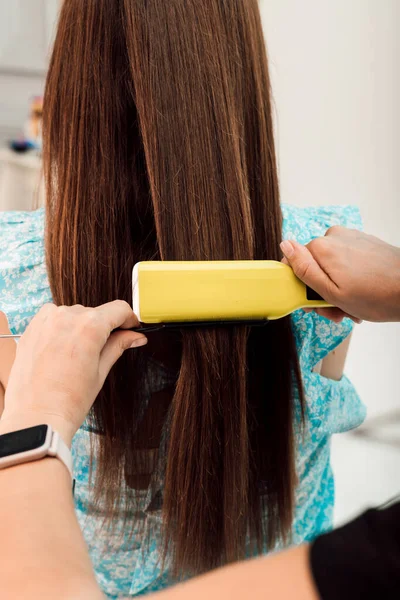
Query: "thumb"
99 330 147 383
280 240 337 303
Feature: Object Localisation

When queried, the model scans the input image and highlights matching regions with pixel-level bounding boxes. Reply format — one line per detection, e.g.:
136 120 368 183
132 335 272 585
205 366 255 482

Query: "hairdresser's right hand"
0 301 147 445
280 227 400 323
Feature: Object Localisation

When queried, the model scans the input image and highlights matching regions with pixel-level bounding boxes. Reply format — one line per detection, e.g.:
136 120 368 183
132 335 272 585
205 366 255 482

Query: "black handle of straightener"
306 286 324 301
119 319 269 334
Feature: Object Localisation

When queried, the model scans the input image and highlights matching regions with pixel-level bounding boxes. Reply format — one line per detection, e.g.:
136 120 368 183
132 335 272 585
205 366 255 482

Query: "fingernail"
130 337 148 349
280 240 295 258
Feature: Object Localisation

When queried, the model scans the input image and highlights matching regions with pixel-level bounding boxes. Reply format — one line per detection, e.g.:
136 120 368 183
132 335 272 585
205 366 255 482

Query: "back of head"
43 0 303 576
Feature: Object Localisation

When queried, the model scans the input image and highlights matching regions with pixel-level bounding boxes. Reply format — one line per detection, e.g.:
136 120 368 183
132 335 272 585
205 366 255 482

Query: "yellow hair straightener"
0 261 331 340
132 261 331 332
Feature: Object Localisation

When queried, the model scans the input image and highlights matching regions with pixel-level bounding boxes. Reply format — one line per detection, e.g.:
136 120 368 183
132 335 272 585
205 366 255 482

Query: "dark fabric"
310 499 400 599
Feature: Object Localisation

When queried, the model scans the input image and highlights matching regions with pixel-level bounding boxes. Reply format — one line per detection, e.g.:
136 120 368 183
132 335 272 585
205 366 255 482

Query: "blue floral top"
0 204 366 598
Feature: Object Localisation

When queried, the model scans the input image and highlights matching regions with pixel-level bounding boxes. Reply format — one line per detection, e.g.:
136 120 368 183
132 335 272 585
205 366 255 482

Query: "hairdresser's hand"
0 301 147 445
280 227 400 323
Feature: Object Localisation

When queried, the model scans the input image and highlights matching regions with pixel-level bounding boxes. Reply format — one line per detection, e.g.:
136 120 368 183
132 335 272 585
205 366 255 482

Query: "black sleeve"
310 499 400 599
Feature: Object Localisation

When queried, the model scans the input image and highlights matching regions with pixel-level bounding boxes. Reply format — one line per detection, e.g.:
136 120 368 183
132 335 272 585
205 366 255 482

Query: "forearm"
153 545 318 600
0 457 103 600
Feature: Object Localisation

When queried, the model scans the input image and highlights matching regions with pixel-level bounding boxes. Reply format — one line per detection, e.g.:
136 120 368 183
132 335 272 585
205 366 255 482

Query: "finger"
95 300 139 333
281 257 289 265
280 240 337 303
99 330 147 382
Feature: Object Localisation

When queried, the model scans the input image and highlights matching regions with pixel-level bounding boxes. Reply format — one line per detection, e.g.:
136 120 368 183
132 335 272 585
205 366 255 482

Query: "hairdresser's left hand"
0 301 147 445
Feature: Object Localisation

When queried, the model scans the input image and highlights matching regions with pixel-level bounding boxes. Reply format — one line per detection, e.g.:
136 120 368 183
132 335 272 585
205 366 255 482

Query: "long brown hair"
43 0 304 576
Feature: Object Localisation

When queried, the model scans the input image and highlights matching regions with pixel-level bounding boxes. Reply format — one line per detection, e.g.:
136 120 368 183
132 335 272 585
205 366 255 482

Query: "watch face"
0 425 48 458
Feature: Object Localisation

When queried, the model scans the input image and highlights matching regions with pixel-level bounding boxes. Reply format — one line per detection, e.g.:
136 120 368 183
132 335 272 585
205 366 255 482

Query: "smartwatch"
0 424 73 479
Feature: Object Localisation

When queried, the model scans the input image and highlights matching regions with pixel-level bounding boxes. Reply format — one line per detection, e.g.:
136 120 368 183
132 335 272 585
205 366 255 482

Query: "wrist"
0 411 75 447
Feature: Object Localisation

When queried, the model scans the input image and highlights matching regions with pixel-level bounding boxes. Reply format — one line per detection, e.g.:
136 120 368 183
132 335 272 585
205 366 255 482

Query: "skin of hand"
280 227 400 323
0 301 147 445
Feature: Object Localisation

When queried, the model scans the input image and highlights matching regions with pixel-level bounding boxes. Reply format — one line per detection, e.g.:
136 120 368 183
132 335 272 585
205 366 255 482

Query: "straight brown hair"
43 0 304 576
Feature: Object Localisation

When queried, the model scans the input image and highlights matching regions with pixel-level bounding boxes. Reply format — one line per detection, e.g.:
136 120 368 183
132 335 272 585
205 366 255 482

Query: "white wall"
0 0 58 140
261 0 400 420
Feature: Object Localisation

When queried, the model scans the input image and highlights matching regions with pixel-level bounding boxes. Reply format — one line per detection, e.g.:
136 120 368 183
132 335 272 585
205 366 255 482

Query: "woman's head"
43 0 303 575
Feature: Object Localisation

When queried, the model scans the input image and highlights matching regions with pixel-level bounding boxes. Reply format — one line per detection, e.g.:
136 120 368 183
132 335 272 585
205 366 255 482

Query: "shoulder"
0 208 51 334
282 204 362 244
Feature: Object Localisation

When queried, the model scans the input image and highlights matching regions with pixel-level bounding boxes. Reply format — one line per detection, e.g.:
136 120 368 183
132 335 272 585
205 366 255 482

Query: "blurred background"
0 0 58 209
261 0 400 526
0 0 399 526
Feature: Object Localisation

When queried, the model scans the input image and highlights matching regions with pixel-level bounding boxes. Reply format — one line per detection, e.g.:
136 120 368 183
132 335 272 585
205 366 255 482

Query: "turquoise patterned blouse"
0 204 366 598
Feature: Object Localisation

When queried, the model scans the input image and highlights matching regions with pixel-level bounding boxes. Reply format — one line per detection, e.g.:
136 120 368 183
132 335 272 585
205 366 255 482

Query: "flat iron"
0 261 331 339
131 260 331 332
